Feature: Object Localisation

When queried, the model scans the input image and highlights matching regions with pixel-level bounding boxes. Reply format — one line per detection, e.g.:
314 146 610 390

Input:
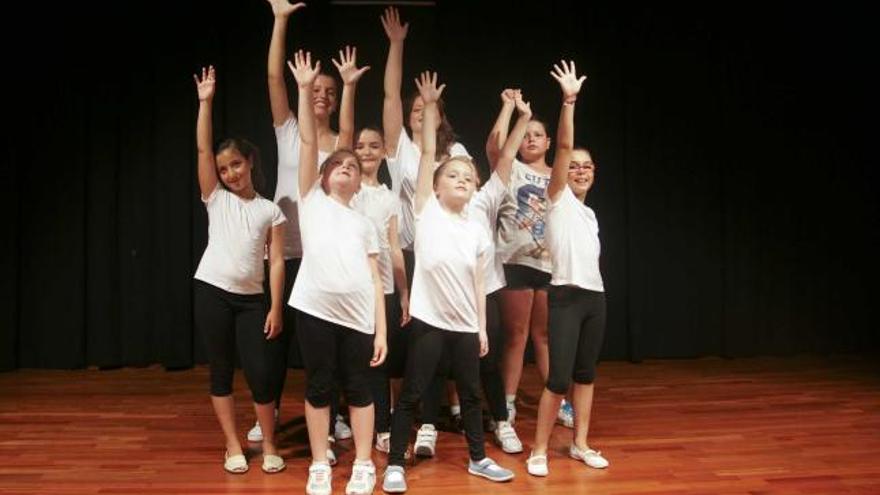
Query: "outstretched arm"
288 50 321 195
495 91 532 186
194 66 219 198
485 89 517 169
266 1 306 126
412 71 445 215
333 45 370 149
547 60 586 203
380 7 409 157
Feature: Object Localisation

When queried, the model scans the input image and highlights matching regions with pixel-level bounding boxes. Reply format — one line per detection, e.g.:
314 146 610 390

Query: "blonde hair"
432 155 481 188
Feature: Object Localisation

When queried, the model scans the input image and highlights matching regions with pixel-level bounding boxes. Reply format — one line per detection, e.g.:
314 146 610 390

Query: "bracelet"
563 95 577 105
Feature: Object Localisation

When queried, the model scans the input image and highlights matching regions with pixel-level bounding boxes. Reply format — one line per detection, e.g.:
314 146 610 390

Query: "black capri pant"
295 309 374 409
546 286 606 395
194 280 278 404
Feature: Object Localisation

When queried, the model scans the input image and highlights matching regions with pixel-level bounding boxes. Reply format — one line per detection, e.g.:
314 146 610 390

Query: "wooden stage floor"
1 356 878 494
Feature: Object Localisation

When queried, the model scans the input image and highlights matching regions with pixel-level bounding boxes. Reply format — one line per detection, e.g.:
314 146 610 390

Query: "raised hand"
266 0 306 17
414 71 445 104
500 88 518 106
380 6 409 42
550 59 587 100
514 91 532 118
287 50 320 87
332 45 371 85
193 66 216 101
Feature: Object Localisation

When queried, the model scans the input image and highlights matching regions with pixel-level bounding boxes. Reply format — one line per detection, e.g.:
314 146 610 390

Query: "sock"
450 404 461 416
505 395 516 405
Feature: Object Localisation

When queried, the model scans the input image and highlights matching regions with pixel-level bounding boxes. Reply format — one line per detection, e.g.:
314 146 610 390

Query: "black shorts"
503 264 551 290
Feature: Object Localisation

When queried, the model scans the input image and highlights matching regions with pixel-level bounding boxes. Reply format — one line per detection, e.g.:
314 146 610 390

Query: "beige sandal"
224 451 248 474
262 453 286 474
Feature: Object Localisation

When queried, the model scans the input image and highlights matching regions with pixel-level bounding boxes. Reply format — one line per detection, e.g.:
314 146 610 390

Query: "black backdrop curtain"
2 1 876 371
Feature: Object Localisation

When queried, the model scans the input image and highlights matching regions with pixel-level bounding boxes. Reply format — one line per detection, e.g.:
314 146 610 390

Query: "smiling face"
312 74 338 118
354 128 385 177
433 158 478 210
215 148 254 195
568 148 596 197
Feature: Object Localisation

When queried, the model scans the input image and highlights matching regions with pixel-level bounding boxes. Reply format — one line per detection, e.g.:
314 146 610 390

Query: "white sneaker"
413 424 437 457
382 465 407 493
570 444 609 469
306 461 332 495
247 421 263 442
526 452 548 477
247 408 279 442
326 436 338 466
556 401 574 429
493 421 523 454
506 401 517 426
345 460 376 495
335 414 353 440
375 432 390 453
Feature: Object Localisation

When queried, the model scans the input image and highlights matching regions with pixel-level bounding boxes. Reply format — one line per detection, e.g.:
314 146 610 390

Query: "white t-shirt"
467 172 507 295
386 130 470 250
352 183 399 295
289 182 380 334
496 159 552 273
545 185 605 292
411 195 490 333
273 115 335 259
194 185 286 295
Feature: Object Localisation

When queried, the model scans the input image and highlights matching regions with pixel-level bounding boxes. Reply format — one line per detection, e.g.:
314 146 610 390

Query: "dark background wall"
2 1 876 370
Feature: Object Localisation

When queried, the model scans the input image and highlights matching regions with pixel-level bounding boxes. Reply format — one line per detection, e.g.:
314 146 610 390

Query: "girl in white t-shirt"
257 1 366 450
380 7 471 252
287 50 387 495
472 89 535 456
487 87 569 429
351 126 411 454
380 7 471 455
526 60 610 477
192 66 287 475
382 72 514 493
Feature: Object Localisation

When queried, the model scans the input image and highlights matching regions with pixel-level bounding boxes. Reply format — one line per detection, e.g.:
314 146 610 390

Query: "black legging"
369 292 405 434
194 280 278 404
296 310 374 409
546 286 606 395
264 258 303 411
420 290 508 424
389 319 484 466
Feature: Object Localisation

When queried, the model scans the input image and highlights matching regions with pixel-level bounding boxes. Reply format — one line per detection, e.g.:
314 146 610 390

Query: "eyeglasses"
568 163 594 171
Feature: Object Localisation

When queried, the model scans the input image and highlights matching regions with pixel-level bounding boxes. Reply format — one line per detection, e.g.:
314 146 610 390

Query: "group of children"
192 3 608 494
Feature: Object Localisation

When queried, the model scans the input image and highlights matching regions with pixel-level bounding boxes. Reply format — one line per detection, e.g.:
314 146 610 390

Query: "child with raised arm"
192 66 287 475
382 72 514 493
526 60 609 477
287 50 386 495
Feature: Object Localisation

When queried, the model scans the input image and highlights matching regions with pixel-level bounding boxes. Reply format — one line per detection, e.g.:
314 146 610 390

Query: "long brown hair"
215 138 265 194
405 92 458 162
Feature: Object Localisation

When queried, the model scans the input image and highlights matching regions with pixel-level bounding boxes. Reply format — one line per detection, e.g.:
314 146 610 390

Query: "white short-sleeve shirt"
352 183 399 295
386 130 469 250
194 186 286 294
545 185 605 292
289 183 380 334
467 172 507 295
496 159 552 273
273 115 335 259
410 195 490 333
